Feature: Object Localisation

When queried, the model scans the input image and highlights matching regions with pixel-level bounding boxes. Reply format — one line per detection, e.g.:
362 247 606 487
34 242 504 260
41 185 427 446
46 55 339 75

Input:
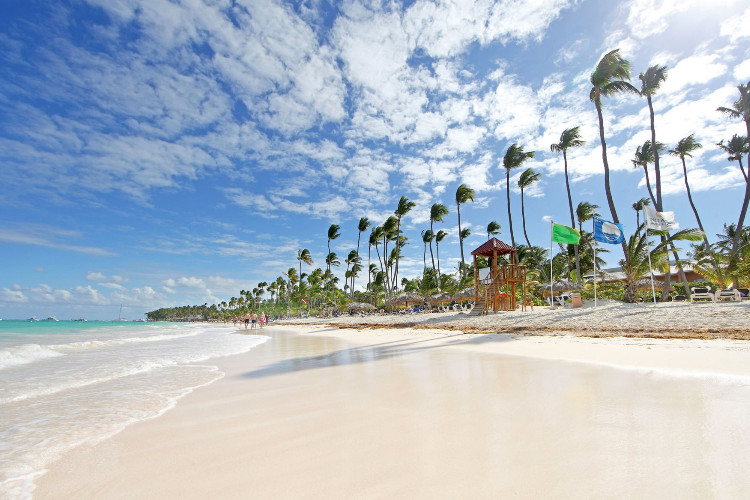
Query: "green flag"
552 223 580 244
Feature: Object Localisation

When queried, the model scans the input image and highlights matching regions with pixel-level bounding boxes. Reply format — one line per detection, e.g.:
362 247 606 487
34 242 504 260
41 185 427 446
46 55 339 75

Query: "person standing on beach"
251 312 258 329
244 313 250 329
232 315 238 327
259 311 265 329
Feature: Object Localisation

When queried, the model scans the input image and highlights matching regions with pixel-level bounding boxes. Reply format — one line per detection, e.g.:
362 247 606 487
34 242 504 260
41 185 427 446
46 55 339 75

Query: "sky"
1 0 749 320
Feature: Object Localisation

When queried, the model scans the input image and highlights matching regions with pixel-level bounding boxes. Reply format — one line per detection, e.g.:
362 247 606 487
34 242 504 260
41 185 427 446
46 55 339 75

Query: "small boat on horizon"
73 318 87 322
28 317 39 322
44 316 59 322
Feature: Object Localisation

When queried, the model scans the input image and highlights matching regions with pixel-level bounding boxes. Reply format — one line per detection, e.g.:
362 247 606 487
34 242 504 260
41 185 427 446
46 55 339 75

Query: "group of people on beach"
232 312 269 330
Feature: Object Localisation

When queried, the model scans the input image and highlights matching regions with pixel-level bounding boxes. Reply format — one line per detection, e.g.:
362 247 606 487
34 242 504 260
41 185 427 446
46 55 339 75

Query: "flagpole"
593 218 598 307
643 209 657 304
550 220 554 308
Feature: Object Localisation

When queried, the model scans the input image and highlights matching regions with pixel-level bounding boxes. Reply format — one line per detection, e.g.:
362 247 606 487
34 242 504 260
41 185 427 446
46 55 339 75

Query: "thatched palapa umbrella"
347 302 376 311
387 291 424 306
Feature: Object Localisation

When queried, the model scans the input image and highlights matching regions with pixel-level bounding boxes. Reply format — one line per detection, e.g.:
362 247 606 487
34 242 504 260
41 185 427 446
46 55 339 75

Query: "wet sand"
35 325 750 499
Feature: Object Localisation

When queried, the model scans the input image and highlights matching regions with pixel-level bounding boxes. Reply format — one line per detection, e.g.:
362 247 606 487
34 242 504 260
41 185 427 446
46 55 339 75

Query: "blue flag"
593 217 624 244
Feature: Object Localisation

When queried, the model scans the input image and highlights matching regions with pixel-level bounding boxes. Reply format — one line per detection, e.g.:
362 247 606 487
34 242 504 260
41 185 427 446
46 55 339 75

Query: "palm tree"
455 183 475 279
589 49 639 234
297 248 312 287
639 64 668 210
352 217 371 298
518 168 541 252
368 228 381 304
435 229 448 287
670 134 711 252
326 224 340 301
551 126 585 283
392 196 416 290
716 134 750 268
717 135 749 181
502 144 534 258
717 82 750 260
421 229 434 271
429 203 449 279
631 140 663 206
576 201 600 234
632 197 650 229
486 220 501 240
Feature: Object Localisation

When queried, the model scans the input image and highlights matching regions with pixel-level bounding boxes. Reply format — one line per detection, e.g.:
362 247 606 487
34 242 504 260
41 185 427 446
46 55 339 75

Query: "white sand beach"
33 302 750 499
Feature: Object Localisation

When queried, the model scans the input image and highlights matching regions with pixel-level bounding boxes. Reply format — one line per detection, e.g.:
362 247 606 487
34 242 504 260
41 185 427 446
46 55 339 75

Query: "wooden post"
473 254 478 307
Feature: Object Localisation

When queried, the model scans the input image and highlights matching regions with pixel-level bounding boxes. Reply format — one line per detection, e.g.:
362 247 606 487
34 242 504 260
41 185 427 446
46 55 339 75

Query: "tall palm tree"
551 126 585 282
455 183 475 279
518 168 541 252
670 135 710 252
326 224 340 302
589 49 639 233
716 134 750 276
429 203 449 279
717 82 750 260
435 229 448 287
632 197 650 229
368 228 381 304
421 229 434 271
487 220 501 240
717 135 749 181
503 144 534 263
352 217 371 298
631 140 663 206
297 248 312 288
639 64 668 210
392 196 416 290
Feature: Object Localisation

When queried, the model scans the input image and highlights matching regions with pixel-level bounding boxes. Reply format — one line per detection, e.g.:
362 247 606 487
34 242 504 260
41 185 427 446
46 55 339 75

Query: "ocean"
0 320 268 499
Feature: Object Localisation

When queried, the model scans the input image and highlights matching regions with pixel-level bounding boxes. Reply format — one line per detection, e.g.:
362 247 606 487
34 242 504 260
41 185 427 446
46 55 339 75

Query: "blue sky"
1 0 749 320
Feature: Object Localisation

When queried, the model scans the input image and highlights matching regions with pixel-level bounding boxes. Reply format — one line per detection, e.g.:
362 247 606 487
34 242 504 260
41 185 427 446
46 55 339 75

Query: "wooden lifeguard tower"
470 238 527 314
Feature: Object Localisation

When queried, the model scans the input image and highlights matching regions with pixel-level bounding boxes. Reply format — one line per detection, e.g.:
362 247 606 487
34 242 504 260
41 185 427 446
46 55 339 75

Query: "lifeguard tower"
470 238 527 314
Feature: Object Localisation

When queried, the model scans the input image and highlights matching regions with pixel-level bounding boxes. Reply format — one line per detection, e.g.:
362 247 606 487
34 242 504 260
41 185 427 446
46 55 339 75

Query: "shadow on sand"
241 329 516 380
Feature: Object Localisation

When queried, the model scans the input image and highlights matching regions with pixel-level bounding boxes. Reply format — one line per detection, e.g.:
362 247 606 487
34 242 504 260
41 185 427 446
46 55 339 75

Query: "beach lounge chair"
738 288 750 301
715 289 741 302
690 286 714 302
673 295 686 302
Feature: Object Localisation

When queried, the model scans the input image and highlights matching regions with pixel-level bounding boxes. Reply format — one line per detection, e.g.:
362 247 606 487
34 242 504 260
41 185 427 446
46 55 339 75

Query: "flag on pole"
551 223 580 244
301 298 307 304
643 205 679 231
593 217 624 244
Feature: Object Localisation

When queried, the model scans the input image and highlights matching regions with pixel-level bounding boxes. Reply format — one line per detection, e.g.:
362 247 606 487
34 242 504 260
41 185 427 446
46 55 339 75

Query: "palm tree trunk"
506 170 517 263
457 202 465 279
732 157 750 286
353 233 362 299
642 166 657 207
393 219 401 291
647 95 663 210
681 157 712 253
563 150 582 283
368 244 372 305
732 117 750 279
435 240 441 290
429 221 436 273
595 98 627 256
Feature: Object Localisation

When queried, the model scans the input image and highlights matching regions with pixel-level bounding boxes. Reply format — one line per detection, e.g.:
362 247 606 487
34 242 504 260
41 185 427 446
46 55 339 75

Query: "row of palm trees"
178 51 750 318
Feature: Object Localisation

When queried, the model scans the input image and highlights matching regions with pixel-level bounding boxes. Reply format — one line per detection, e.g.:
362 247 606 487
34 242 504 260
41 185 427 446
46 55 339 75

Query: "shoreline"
33 321 750 498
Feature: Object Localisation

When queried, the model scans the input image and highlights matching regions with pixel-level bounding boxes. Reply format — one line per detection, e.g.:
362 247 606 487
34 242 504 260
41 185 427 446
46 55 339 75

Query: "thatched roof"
454 287 475 299
387 291 425 304
470 238 516 257
347 302 376 310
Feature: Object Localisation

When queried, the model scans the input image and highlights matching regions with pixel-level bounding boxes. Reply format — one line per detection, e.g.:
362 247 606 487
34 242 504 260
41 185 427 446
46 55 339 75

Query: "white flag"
643 205 679 231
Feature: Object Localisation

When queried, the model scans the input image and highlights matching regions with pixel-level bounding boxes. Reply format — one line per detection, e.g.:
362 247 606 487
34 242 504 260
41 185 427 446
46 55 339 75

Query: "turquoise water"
0 320 268 499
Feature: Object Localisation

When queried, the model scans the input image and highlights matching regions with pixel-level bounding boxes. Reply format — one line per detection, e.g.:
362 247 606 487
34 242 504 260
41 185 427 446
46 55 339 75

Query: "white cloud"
720 7 750 42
